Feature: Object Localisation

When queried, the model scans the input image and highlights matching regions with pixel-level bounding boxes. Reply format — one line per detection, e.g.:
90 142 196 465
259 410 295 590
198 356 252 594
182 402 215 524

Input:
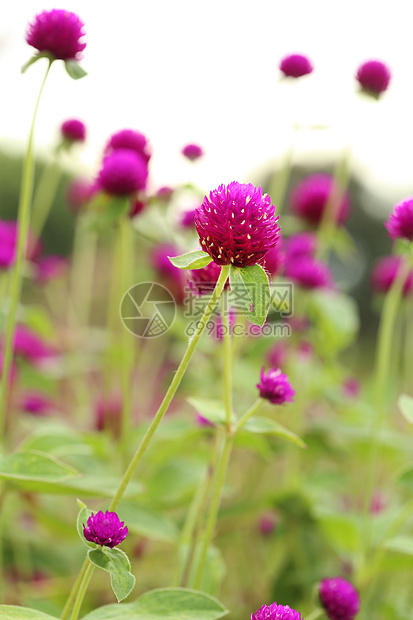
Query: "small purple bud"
319 577 360 620
83 510 128 548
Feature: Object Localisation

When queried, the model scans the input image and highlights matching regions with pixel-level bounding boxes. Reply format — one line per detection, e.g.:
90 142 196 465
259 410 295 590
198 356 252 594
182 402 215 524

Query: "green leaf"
81 587 229 619
118 501 178 543
64 60 88 80
242 417 306 448
0 607 57 619
88 547 136 602
168 250 213 270
187 398 236 426
384 535 413 556
398 394 413 424
0 451 79 486
229 264 270 326
21 52 52 73
77 500 94 547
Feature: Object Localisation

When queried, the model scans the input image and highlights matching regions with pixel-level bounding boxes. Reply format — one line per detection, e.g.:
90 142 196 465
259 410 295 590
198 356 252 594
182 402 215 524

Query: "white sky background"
1 0 413 209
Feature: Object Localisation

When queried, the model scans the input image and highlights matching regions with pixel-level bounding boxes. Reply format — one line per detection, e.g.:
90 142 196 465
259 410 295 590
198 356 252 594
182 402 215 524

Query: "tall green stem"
220 294 232 431
0 59 52 441
233 398 263 433
306 609 325 620
31 159 62 237
68 561 94 620
60 556 90 620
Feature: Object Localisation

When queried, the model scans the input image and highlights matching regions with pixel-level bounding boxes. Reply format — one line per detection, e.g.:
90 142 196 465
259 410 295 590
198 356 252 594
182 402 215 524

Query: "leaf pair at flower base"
169 250 270 326
21 52 87 79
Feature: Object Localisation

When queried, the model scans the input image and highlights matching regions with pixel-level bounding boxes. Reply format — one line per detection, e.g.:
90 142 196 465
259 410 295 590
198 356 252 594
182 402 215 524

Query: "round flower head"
279 54 313 78
105 129 152 164
97 149 148 196
291 174 350 226
61 119 86 143
385 197 413 241
195 182 280 267
257 368 295 405
319 577 360 620
26 9 86 61
83 510 128 548
285 257 332 289
252 601 302 620
356 60 391 97
182 143 204 161
371 255 413 296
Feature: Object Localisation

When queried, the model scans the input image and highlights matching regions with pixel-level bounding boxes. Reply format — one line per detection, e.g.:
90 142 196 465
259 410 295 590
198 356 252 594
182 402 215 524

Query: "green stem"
233 398 263 433
306 609 325 620
0 59 52 441
108 264 230 512
60 556 90 620
220 294 232 431
192 431 233 589
31 159 62 237
68 560 94 620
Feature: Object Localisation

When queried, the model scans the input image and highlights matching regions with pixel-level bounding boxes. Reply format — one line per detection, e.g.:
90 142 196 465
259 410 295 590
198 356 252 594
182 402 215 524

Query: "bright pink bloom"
285 257 332 289
284 232 317 259
319 577 360 620
105 129 152 164
26 9 86 61
195 182 280 267
385 197 413 241
97 149 148 196
279 54 313 78
291 174 350 226
252 601 301 620
61 119 86 143
257 367 295 405
371 255 413 296
356 60 391 96
9 325 55 364
182 143 204 161
83 510 128 548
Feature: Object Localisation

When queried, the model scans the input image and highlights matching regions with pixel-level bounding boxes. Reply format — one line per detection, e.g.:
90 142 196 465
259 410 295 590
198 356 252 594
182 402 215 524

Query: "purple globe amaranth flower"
284 232 317 259
83 510 128 548
182 143 204 161
319 577 360 620
26 9 86 61
2 325 55 364
187 260 229 296
371 255 413 297
285 257 332 289
195 181 280 268
61 119 86 143
97 149 148 196
291 174 350 226
356 60 391 97
257 367 295 405
105 129 152 164
252 601 302 620
279 54 313 78
385 197 413 241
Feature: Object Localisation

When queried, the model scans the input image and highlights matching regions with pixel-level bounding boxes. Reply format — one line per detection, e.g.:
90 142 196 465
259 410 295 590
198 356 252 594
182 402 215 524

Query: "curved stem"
31 159 62 237
69 560 94 620
108 264 230 512
0 59 52 441
233 398 263 433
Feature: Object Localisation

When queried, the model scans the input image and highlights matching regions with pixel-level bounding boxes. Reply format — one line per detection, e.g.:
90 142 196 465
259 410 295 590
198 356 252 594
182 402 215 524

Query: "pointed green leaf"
81 587 229 619
0 607 57 619
65 60 88 80
243 417 306 448
398 394 413 424
187 398 236 426
229 264 270 326
168 251 213 270
76 500 94 548
0 450 79 486
21 52 52 73
88 547 136 602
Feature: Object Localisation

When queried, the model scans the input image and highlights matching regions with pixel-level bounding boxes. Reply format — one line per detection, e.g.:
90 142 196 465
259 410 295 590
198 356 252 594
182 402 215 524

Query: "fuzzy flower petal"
279 54 313 78
285 256 332 289
83 510 128 548
257 367 295 405
195 181 280 267
252 601 302 620
356 60 391 96
26 9 86 61
182 143 204 161
319 577 360 620
105 129 152 164
385 197 413 241
61 119 86 143
97 149 148 196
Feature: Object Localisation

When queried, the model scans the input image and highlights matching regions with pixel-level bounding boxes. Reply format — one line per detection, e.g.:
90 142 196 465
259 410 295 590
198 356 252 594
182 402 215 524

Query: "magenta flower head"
291 174 350 226
356 60 391 97
319 577 360 620
105 129 152 164
10 325 55 364
257 367 295 405
61 119 86 143
385 197 413 241
279 54 313 78
195 182 280 268
252 601 302 620
285 232 318 259
285 257 332 289
97 149 148 196
371 255 413 296
83 510 128 548
26 9 86 61
182 143 204 161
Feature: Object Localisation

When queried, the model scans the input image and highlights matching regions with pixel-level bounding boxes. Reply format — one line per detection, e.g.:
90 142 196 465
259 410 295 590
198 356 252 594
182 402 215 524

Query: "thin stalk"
60 557 90 620
31 159 62 237
220 294 232 431
306 609 325 620
108 264 230 512
68 561 94 620
0 59 52 441
233 398 263 433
